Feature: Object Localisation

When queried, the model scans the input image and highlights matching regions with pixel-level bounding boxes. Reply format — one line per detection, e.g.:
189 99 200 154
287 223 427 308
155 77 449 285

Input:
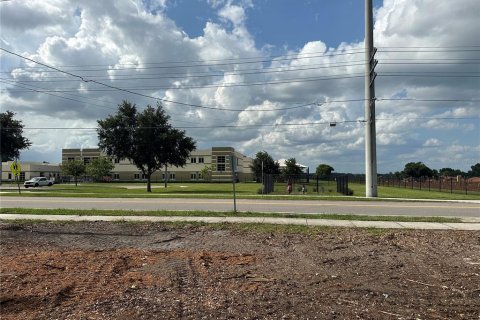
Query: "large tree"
60 159 86 186
250 151 280 182
315 163 334 179
283 158 303 176
0 111 32 161
467 163 480 177
438 167 465 177
97 101 196 192
403 162 434 178
86 156 115 182
0 111 32 184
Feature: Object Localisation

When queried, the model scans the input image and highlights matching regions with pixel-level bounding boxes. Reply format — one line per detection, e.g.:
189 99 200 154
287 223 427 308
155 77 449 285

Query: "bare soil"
0 221 479 320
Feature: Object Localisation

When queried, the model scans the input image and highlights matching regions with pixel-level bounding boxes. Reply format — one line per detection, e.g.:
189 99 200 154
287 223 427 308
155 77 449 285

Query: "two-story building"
62 146 253 182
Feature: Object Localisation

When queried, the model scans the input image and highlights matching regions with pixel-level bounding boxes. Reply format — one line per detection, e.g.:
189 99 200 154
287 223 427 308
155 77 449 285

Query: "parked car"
24 177 54 188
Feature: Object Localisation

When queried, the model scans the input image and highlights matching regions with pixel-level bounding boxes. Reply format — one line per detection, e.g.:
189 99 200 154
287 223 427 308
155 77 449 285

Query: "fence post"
450 179 453 194
428 179 430 191
439 179 442 192
465 179 468 195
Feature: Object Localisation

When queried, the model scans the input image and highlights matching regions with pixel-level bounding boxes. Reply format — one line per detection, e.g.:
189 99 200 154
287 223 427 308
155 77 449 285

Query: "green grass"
2 181 479 201
0 208 462 223
348 183 480 200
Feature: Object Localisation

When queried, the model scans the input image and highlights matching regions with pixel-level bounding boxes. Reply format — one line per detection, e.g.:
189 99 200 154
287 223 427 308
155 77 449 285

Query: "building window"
114 158 120 164
8 173 12 180
19 172 25 181
198 157 204 163
191 157 196 163
83 157 91 165
169 173 176 180
191 173 197 180
142 174 147 179
134 173 140 180
217 155 226 171
67 157 75 161
113 173 120 180
162 174 166 180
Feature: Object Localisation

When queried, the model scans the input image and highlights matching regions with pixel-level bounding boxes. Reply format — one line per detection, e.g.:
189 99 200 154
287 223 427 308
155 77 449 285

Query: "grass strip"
0 208 461 223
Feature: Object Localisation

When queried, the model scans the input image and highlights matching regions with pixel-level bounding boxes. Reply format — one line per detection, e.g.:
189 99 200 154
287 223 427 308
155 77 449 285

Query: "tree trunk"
164 165 168 188
147 173 152 193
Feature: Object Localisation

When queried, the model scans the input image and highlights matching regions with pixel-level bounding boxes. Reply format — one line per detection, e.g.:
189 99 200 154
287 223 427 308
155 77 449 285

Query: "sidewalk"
1 214 479 231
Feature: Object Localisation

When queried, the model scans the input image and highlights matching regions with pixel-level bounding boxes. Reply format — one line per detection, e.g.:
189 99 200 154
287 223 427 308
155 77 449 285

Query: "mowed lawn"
2 181 479 200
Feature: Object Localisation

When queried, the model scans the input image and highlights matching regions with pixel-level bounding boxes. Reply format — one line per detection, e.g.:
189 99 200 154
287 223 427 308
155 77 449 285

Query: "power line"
0 79 118 111
1 47 295 112
4 46 478 71
3 61 367 81
6 116 477 131
0 75 331 112
2 50 367 74
4 70 479 94
5 58 478 75
1 73 365 93
6 68 479 83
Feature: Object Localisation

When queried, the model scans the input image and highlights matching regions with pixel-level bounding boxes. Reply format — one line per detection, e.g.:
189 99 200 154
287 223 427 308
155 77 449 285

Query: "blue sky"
0 0 479 173
165 0 383 50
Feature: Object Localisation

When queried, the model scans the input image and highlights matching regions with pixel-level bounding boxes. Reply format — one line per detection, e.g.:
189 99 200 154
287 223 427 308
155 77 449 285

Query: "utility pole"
365 0 378 197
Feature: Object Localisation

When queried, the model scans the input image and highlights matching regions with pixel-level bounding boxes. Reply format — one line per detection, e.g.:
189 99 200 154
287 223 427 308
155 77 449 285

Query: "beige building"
1 161 61 182
62 147 253 182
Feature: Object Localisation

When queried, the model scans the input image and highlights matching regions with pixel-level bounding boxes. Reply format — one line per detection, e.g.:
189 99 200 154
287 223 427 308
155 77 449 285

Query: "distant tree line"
388 162 480 179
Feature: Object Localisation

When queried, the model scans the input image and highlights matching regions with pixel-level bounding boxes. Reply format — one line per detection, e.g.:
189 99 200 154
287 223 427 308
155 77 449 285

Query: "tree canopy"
315 164 334 179
468 163 480 177
438 167 465 177
283 158 303 176
60 159 86 186
403 162 434 178
86 156 115 181
250 151 280 181
97 101 196 192
0 111 31 162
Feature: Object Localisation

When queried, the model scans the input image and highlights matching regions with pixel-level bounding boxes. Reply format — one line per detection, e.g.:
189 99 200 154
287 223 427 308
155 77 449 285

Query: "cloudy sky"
1 0 479 173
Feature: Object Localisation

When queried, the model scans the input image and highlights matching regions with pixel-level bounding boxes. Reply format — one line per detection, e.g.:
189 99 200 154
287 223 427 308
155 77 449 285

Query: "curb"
1 214 479 231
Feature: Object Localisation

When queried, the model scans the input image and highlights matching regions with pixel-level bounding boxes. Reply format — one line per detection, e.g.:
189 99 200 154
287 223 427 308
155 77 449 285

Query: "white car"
24 177 54 188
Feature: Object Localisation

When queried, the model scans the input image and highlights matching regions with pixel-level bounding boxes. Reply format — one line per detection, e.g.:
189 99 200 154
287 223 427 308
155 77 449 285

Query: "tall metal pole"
365 0 378 197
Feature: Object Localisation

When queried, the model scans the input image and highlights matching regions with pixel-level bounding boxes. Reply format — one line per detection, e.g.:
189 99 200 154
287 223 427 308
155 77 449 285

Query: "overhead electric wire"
7 70 479 85
0 71 326 113
6 48 366 69
10 116 477 131
1 50 367 74
0 79 117 111
4 46 479 72
1 47 304 112
6 61 367 82
1 73 366 94
2 47 478 115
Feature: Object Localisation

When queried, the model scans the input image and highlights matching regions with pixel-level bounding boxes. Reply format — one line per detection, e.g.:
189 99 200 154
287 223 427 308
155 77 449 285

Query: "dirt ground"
0 221 479 320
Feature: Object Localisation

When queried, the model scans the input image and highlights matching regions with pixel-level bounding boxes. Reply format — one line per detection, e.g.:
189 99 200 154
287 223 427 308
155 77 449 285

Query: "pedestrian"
301 184 306 194
287 181 292 194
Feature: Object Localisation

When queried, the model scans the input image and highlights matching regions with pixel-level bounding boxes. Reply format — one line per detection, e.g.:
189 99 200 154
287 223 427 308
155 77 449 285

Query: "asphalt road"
1 196 479 218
